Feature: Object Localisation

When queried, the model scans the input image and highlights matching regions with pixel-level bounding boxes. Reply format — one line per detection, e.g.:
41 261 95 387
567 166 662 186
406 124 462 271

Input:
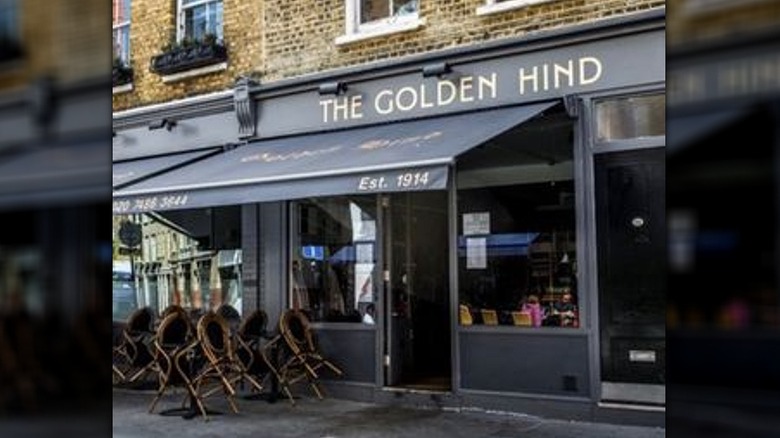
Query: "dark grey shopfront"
113 9 665 425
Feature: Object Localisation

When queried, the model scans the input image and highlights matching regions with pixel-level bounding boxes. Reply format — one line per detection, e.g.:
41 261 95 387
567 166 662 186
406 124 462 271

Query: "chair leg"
127 363 155 383
113 364 126 383
224 385 239 414
189 378 210 421
308 377 324 400
148 374 168 413
323 360 343 376
241 372 264 394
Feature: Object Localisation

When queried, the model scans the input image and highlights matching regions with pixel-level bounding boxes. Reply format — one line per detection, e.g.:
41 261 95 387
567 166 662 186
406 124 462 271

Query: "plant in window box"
112 57 134 87
0 37 23 63
150 34 227 76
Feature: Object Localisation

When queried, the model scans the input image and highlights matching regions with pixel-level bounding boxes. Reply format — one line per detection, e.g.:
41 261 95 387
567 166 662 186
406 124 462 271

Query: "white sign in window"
466 237 487 269
463 212 490 236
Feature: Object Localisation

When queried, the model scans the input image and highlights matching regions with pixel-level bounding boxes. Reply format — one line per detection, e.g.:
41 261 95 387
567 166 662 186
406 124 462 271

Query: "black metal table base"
159 406 224 420
159 395 223 420
241 391 297 403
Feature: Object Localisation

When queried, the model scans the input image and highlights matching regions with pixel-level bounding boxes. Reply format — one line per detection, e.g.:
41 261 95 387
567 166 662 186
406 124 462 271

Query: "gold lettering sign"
317 56 604 123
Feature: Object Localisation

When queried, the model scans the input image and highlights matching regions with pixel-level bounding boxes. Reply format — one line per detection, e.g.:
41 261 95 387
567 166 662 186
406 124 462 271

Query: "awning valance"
113 148 221 189
113 101 556 214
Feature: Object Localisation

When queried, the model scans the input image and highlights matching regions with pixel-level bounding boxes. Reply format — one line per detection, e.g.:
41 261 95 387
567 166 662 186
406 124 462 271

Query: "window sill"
335 18 426 46
112 83 134 95
476 0 556 16
310 322 376 330
161 62 228 84
458 324 587 335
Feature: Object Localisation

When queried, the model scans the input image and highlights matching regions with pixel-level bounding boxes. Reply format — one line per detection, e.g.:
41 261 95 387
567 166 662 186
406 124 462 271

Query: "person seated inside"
362 303 376 325
520 294 543 327
552 292 578 327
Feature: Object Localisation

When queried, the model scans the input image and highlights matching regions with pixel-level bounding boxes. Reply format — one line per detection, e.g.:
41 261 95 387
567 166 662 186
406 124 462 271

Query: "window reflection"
183 0 223 42
456 110 577 328
112 208 242 321
292 197 377 323
458 183 578 327
360 0 418 24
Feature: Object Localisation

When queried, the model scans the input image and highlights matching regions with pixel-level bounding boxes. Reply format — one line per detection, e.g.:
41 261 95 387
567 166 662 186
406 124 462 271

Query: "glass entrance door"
382 191 451 390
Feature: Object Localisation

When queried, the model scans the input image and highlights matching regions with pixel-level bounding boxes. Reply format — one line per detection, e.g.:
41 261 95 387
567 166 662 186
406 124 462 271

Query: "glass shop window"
291 196 378 323
456 109 578 328
112 207 243 321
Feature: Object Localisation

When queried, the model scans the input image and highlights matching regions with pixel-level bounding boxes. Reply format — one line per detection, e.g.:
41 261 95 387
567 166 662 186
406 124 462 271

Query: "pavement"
112 388 665 438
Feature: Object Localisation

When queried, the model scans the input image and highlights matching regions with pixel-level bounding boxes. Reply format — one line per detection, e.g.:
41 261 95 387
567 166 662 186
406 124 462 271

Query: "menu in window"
466 237 487 269
463 212 490 236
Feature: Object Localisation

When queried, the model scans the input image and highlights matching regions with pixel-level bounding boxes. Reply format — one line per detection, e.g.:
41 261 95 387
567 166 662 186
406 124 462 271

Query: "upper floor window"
179 0 223 43
338 0 422 45
476 0 555 16
0 0 20 62
360 0 418 25
112 0 131 63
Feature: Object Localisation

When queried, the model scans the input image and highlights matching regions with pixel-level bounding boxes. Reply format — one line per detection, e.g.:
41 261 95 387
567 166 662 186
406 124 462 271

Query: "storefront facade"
667 21 780 397
113 9 665 425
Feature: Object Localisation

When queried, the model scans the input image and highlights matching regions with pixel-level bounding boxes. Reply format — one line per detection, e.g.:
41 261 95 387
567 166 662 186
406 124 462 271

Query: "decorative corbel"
563 94 580 119
234 76 259 139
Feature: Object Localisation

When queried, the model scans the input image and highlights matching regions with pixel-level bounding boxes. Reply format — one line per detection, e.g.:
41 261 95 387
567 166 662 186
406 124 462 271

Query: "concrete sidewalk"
113 389 665 438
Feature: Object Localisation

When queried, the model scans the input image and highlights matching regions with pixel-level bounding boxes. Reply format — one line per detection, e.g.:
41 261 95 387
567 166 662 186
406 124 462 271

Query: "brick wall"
1 0 109 91
113 0 263 111
54 0 111 84
263 0 663 82
114 0 663 111
668 0 780 47
0 0 47 90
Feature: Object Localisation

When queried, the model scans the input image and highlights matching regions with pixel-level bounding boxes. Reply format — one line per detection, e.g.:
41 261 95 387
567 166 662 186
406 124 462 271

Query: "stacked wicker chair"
148 308 201 417
113 307 157 385
273 308 343 405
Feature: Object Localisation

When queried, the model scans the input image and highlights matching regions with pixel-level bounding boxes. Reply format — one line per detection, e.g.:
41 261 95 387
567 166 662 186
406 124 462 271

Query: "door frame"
579 84 666 405
376 190 454 391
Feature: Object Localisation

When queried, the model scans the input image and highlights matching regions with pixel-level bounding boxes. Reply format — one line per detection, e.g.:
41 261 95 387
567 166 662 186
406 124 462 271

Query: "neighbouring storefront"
668 28 780 395
112 10 665 425
1 78 111 324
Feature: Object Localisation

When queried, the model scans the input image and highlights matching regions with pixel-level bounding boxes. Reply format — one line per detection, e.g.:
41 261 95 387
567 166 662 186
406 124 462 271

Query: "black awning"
113 102 556 214
0 141 110 210
113 148 221 189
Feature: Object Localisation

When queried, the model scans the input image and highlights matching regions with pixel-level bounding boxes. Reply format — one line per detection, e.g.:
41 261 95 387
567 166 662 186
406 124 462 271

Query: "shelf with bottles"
527 230 575 295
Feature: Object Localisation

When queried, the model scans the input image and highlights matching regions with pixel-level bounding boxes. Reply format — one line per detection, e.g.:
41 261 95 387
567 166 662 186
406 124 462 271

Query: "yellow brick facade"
113 0 263 111
668 0 780 47
114 0 663 112
0 0 108 91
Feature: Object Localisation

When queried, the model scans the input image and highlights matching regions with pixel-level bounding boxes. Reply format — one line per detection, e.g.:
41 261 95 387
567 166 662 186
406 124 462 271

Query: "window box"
150 39 227 76
112 59 134 87
0 37 22 63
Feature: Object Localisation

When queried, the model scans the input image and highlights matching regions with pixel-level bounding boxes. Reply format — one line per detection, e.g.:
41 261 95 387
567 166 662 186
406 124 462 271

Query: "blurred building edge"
667 0 780 409
0 0 112 416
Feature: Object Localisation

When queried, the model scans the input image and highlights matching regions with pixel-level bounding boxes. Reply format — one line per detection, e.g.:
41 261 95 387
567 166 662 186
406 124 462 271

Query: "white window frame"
112 0 131 64
177 0 224 43
476 0 556 17
336 0 424 46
